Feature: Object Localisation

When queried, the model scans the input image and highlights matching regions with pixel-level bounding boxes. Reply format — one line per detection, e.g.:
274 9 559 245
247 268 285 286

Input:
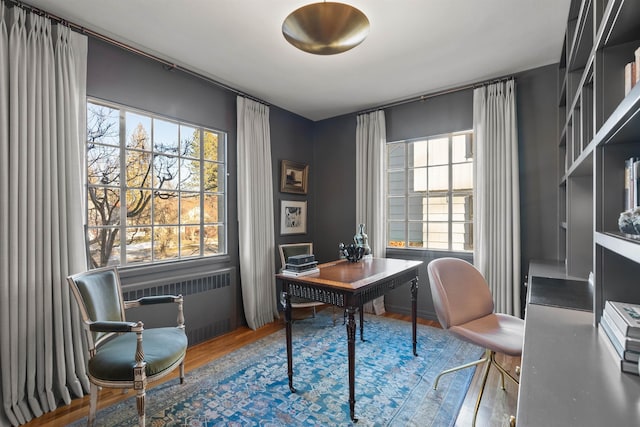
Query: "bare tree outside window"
86 101 226 268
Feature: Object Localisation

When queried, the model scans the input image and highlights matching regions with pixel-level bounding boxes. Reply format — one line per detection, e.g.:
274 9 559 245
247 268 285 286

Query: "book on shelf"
624 157 640 210
601 308 640 362
625 61 636 96
601 310 640 353
605 300 640 339
599 325 639 375
635 46 640 85
280 267 320 277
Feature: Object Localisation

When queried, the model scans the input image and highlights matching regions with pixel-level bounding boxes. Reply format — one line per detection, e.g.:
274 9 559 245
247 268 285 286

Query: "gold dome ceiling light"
282 2 370 55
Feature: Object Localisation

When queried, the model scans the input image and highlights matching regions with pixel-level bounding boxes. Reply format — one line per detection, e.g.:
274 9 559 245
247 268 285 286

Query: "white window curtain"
473 79 521 316
0 3 89 426
237 96 278 330
356 110 386 314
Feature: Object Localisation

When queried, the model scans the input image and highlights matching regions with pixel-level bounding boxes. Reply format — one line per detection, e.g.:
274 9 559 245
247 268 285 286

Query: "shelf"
597 0 640 49
596 231 640 263
593 82 640 147
566 139 594 177
567 0 593 71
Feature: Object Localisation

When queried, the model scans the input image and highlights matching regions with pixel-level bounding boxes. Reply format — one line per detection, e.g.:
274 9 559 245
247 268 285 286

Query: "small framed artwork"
280 200 307 235
280 160 309 194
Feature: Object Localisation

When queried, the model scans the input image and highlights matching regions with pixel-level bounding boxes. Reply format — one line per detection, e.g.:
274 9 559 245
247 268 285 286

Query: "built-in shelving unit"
558 0 640 323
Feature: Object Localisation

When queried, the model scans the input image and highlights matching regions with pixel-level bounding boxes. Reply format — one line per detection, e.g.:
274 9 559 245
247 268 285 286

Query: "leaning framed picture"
280 160 309 194
280 200 307 235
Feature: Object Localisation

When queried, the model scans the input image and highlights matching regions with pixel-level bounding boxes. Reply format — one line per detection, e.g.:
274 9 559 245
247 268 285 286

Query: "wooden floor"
24 308 519 427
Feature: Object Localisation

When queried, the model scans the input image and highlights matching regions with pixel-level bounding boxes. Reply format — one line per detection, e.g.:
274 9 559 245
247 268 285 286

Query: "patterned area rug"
72 312 483 426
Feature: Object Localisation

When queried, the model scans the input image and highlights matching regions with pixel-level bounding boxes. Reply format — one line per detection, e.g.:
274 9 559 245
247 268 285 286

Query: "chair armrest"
90 320 142 333
124 294 182 308
124 295 185 329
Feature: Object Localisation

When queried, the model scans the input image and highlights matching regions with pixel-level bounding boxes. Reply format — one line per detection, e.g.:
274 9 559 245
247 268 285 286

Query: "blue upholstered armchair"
67 267 188 426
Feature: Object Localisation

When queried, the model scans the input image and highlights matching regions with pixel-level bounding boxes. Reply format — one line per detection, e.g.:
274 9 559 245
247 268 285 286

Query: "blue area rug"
72 312 483 426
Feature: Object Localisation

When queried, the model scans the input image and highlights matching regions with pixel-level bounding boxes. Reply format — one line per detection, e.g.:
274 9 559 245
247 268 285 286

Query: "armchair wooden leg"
88 383 98 426
136 389 146 427
180 361 185 384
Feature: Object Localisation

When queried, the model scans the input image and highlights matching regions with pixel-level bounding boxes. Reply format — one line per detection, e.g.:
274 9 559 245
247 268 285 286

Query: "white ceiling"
24 0 570 121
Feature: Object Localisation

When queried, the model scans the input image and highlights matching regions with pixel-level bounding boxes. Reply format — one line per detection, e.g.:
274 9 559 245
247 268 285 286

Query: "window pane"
153 226 179 261
452 221 473 251
428 165 448 191
180 159 200 191
126 227 152 264
387 170 405 195
427 222 449 249
87 187 120 226
153 154 179 190
204 193 224 223
126 150 153 188
387 221 405 248
87 144 120 186
387 143 405 169
387 197 405 220
203 161 221 192
453 163 473 190
181 192 200 224
452 133 473 163
452 194 473 221
88 227 120 268
180 125 199 158
427 196 448 221
87 103 119 146
409 140 428 167
154 191 178 225
409 168 427 193
408 222 426 248
181 226 201 257
154 119 179 155
126 189 152 225
203 225 223 255
408 196 425 221
428 138 448 166
126 112 151 150
203 130 223 161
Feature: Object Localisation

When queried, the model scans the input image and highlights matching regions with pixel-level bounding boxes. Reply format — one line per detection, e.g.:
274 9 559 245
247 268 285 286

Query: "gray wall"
313 65 559 320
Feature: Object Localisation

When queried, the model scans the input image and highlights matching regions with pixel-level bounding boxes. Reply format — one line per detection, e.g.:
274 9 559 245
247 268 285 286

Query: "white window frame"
386 130 473 252
85 98 227 268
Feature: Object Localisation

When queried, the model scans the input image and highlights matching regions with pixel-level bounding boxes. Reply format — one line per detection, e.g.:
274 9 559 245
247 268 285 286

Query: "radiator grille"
122 271 231 300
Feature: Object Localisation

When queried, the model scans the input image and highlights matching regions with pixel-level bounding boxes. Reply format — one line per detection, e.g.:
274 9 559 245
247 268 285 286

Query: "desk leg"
283 291 296 393
359 303 365 342
411 277 418 356
346 306 358 422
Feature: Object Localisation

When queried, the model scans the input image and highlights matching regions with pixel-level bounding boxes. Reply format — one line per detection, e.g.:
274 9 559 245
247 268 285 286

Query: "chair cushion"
450 313 524 357
88 327 188 382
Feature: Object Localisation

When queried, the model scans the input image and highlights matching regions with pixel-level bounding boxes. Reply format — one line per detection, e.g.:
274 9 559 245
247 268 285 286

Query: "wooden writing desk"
276 257 422 422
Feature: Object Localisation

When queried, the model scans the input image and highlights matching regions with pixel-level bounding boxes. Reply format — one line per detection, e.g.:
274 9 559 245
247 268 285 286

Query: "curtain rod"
8 0 267 106
357 76 514 116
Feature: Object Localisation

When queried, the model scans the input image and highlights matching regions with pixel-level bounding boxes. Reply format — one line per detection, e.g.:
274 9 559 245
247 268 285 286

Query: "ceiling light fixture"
282 2 369 55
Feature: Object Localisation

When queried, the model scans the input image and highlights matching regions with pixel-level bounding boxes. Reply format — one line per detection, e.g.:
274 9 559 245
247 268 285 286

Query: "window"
86 100 226 268
386 131 473 251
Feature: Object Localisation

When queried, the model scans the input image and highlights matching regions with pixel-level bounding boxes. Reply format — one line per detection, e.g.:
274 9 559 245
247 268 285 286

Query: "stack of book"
281 253 319 277
624 157 640 211
599 300 640 375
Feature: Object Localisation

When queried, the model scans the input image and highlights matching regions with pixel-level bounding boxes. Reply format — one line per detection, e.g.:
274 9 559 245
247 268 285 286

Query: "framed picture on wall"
280 200 307 235
280 160 308 194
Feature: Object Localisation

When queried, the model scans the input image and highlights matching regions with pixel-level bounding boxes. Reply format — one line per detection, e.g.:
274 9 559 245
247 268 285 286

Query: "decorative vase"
354 223 371 255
